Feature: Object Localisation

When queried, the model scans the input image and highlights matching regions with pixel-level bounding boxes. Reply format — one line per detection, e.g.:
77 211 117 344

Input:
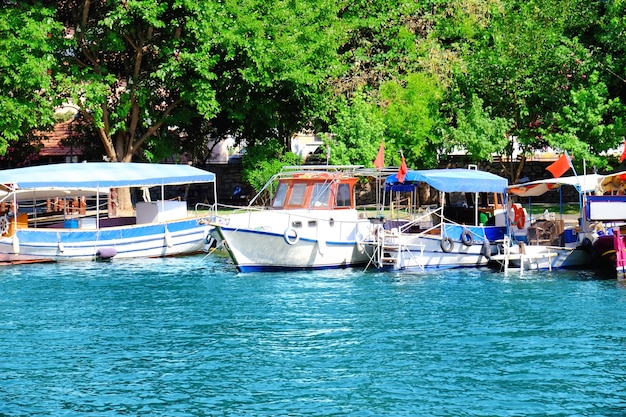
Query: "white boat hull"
211 209 374 272
0 218 210 262
491 243 593 271
369 233 491 270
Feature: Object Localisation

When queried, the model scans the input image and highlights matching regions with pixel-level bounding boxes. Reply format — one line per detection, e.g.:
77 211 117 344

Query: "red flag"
397 156 408 183
546 154 571 178
620 140 626 163
373 141 385 169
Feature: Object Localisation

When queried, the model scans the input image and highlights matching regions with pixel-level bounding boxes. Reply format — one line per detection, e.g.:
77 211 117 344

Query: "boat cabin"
271 173 357 210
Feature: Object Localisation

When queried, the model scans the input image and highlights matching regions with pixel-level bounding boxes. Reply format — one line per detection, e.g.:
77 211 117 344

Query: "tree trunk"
116 187 134 217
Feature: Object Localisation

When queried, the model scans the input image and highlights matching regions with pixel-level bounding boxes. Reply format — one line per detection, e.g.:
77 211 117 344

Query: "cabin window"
287 183 307 206
309 183 331 207
336 183 351 207
272 183 289 208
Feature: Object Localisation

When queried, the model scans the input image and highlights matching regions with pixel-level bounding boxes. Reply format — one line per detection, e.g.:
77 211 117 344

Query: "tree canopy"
1 0 626 184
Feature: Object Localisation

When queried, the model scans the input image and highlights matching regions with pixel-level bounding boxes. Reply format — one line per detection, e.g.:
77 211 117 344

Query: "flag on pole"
373 141 385 169
546 153 572 178
619 139 626 163
397 154 408 183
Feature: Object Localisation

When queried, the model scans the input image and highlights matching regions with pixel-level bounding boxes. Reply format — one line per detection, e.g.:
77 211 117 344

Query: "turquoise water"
1 254 625 416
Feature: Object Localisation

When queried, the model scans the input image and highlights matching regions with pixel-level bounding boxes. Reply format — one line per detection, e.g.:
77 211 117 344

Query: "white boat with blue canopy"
0 162 217 263
367 166 509 270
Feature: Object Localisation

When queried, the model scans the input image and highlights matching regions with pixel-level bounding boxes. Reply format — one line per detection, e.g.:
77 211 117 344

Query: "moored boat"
209 165 377 272
0 162 217 262
586 171 626 279
364 166 509 270
490 174 600 272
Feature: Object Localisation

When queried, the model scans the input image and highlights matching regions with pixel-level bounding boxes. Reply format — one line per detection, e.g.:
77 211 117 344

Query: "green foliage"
327 91 385 166
380 73 444 168
445 95 512 161
544 72 626 170
1 0 626 184
241 139 303 197
0 4 61 154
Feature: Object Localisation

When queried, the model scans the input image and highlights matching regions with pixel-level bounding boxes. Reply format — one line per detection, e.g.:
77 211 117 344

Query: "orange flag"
374 141 385 169
620 140 626 163
546 153 571 178
397 155 408 183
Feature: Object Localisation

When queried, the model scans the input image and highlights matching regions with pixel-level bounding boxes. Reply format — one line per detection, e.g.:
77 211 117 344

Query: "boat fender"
96 247 117 260
481 239 491 259
440 237 454 253
461 228 474 246
355 231 365 253
582 237 593 254
316 226 326 255
283 227 299 245
12 235 19 255
0 215 8 236
164 227 173 248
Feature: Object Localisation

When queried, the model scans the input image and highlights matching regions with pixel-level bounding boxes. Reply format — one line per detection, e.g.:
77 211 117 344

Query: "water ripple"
0 258 625 415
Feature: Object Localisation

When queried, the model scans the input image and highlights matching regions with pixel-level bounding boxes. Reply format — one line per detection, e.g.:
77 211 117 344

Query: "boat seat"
527 220 559 245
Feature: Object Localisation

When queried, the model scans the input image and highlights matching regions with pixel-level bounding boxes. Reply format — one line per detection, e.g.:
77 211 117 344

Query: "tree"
444 94 511 162
380 72 444 168
53 0 221 164
327 91 386 166
0 3 61 157
451 0 618 180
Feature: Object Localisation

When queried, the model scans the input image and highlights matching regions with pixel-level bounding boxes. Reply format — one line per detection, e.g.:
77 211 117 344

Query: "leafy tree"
52 0 221 164
544 71 626 169
452 0 616 180
380 72 444 168
214 0 344 149
241 139 302 201
0 3 61 155
444 94 512 162
326 91 386 167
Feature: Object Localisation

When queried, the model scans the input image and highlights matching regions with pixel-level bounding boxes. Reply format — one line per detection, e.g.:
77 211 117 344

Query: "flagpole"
565 150 585 232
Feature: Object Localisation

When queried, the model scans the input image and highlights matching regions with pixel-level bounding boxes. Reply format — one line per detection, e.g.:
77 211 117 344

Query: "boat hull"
0 218 210 262
490 244 593 271
211 209 374 272
369 234 492 270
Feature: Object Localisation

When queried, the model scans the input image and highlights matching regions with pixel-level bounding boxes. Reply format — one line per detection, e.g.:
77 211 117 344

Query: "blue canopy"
385 168 508 193
1 162 216 190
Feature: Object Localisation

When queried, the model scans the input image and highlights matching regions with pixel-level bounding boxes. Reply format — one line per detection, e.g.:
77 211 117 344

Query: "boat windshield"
287 183 307 206
309 183 331 207
272 183 289 208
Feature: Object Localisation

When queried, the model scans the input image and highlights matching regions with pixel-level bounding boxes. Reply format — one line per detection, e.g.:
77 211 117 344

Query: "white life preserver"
283 228 299 245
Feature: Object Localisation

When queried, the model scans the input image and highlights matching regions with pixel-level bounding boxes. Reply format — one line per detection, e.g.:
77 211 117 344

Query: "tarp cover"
0 162 216 190
385 168 508 193
508 174 602 197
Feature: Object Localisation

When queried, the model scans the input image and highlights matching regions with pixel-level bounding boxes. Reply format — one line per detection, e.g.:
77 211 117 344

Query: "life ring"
461 228 474 246
440 237 454 253
283 228 299 245
514 206 526 229
509 205 525 229
0 215 8 235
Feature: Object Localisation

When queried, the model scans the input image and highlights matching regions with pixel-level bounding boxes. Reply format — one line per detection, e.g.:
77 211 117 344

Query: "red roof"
38 120 82 157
